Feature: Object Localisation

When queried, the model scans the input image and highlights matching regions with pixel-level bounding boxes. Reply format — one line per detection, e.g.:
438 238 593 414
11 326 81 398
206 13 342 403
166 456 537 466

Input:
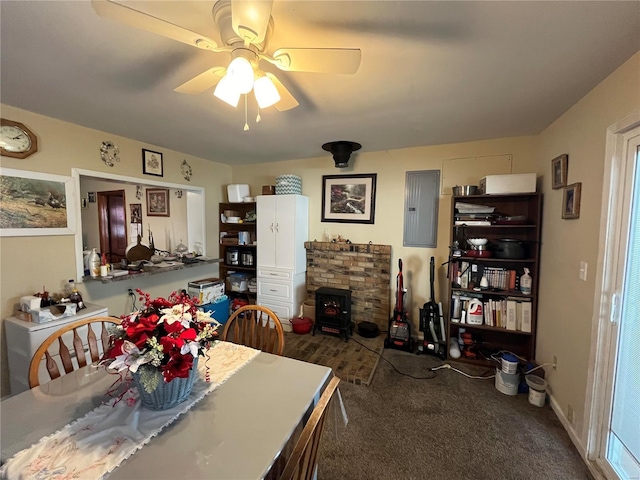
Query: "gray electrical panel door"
404 170 440 247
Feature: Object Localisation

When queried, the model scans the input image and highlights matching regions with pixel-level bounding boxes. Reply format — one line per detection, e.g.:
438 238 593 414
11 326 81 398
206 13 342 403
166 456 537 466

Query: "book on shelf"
521 301 532 333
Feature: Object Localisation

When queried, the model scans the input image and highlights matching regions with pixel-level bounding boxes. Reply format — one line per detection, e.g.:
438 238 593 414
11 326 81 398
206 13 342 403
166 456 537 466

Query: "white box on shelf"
479 173 536 194
188 278 224 306
227 184 250 203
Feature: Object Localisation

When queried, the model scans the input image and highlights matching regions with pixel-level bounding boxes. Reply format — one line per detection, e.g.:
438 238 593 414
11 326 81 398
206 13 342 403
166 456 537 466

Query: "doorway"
98 189 127 263
590 120 640 479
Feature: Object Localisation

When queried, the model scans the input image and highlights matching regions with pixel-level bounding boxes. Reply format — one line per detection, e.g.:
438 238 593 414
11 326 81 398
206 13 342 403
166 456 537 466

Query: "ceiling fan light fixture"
322 141 362 168
213 75 241 107
254 75 280 108
227 56 254 94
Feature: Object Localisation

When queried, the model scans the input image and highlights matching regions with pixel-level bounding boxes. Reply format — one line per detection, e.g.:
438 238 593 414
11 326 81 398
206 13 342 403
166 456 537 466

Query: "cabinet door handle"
275 223 279 232
270 223 274 232
269 289 278 292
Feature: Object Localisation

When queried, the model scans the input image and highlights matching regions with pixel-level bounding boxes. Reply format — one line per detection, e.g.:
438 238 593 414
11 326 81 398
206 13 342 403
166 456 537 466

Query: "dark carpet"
284 335 592 480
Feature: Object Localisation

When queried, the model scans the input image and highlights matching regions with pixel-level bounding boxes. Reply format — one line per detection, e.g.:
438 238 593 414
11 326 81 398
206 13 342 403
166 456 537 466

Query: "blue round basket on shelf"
132 357 199 410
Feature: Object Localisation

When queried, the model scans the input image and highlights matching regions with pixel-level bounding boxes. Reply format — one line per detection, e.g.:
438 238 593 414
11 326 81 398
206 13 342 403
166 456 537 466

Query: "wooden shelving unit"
446 193 542 367
219 202 257 302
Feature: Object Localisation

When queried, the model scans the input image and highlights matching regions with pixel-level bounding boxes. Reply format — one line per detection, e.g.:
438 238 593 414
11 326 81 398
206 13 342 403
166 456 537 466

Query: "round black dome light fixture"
322 140 362 168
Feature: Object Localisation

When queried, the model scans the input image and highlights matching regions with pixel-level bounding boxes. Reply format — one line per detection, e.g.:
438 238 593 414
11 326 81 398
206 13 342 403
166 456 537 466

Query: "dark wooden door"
98 190 127 263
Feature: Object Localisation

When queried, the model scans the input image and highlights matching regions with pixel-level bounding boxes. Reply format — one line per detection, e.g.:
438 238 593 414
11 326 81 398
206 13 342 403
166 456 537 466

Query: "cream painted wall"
534 52 640 448
0 105 232 397
232 136 538 333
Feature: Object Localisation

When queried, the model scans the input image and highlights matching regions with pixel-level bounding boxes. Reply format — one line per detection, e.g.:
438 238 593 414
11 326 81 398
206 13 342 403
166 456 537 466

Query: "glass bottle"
68 279 86 309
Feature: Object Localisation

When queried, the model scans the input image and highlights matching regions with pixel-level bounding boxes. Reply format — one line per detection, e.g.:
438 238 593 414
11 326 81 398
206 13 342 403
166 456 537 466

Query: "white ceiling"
1 1 638 166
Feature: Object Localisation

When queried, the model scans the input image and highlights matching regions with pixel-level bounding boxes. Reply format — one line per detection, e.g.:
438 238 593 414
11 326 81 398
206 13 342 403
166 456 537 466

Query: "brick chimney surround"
304 241 391 332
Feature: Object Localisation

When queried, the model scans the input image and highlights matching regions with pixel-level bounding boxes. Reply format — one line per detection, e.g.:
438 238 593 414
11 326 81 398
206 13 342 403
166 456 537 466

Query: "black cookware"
494 239 528 259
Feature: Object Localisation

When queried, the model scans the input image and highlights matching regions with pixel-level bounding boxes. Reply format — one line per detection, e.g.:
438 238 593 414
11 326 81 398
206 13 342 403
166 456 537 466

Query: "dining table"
0 343 333 479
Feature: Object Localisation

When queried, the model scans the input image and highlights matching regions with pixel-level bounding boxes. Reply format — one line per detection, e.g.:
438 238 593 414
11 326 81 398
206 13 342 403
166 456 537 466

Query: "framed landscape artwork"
0 167 77 236
321 173 377 224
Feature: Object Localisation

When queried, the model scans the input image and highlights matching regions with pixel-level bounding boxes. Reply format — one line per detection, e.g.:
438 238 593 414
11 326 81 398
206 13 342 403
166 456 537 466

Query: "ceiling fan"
92 0 361 114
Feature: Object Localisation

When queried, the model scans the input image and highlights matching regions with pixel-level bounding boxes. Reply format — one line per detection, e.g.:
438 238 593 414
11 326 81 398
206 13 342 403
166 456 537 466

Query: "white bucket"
495 369 519 396
529 389 546 407
525 375 548 407
501 353 519 374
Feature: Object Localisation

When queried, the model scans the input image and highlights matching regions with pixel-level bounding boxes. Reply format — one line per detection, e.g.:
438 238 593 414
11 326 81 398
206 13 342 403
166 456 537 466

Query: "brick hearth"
304 241 391 332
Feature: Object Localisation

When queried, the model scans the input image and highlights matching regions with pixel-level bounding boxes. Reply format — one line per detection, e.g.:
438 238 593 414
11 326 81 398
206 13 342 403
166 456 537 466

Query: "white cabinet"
257 195 308 329
4 303 108 394
257 195 308 274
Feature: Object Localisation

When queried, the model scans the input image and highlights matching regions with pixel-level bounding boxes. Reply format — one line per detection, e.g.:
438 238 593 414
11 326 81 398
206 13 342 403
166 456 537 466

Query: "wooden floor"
282 330 385 386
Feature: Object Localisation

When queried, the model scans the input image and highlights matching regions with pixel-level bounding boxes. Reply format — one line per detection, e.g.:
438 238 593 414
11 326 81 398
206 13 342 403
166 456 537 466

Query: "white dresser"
4 303 109 395
256 195 308 330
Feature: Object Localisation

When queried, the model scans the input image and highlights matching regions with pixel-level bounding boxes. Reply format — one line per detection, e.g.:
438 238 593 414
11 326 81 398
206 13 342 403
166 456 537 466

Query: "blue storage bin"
200 296 230 325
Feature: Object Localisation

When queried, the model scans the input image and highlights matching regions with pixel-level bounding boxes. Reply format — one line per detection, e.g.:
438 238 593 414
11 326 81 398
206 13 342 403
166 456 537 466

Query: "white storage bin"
227 184 250 203
479 174 536 195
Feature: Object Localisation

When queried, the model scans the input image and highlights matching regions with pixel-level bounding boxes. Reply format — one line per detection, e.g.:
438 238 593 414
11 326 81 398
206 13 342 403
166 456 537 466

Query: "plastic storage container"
200 296 230 324
227 184 250 203
228 272 251 292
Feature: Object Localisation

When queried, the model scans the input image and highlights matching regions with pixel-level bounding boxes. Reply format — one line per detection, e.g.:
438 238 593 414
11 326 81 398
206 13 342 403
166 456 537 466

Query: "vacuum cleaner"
385 259 414 351
418 256 447 359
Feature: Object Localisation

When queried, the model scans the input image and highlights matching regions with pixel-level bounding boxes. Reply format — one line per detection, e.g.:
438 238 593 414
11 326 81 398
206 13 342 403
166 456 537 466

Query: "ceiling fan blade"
271 48 361 74
174 67 227 94
92 0 219 51
231 0 274 44
265 73 299 111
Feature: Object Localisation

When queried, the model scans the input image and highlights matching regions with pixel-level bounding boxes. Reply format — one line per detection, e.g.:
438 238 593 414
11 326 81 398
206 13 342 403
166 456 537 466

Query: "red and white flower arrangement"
105 289 220 393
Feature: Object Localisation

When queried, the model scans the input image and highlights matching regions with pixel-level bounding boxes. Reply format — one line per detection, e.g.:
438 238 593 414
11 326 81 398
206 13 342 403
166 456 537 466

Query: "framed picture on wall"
142 148 163 177
551 154 568 189
562 182 581 219
130 203 142 223
146 188 170 217
321 173 377 224
0 167 77 236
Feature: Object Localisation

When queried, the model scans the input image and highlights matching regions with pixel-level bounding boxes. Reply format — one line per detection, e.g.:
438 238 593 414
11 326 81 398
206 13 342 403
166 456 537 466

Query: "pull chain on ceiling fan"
92 0 362 126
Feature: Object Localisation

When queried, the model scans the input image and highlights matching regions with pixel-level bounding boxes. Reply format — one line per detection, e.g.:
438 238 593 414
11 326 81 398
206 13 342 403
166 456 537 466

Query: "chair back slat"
87 326 99 363
221 305 285 355
279 376 341 480
29 316 121 388
58 337 74 374
73 329 87 368
44 351 61 380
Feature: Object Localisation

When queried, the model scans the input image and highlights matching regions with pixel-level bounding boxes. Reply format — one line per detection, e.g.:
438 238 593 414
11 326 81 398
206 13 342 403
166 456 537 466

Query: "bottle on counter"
89 248 101 278
68 279 86 309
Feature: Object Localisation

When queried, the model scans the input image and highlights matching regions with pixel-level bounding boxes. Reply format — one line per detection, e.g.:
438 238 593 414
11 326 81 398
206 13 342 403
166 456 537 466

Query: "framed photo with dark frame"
146 188 170 217
562 182 581 219
321 173 377 224
551 154 568 189
142 148 163 177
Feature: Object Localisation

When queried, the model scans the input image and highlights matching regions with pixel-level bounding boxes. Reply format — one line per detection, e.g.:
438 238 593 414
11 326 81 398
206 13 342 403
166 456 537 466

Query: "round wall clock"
0 118 38 159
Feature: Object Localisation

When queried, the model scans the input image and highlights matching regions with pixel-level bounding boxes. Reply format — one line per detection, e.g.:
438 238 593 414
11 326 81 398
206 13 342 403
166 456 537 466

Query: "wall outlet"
567 404 574 424
553 356 557 370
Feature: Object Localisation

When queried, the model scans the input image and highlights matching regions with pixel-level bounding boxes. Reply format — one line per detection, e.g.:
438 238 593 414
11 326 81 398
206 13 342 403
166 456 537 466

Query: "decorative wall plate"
100 141 120 167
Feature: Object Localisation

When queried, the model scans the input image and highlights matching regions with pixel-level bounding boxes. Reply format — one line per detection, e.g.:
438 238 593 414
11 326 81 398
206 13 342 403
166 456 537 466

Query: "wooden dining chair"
279 376 341 480
221 305 285 355
28 316 121 388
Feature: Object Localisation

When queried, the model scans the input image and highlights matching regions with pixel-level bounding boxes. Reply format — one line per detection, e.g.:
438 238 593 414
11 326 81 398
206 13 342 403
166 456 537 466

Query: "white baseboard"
549 394 606 480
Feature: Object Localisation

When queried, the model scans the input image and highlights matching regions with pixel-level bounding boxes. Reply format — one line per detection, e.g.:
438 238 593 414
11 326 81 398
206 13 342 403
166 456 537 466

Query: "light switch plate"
579 261 588 281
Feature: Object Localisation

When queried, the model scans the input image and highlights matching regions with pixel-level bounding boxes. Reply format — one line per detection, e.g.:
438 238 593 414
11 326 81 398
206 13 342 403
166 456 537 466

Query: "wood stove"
313 287 352 342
